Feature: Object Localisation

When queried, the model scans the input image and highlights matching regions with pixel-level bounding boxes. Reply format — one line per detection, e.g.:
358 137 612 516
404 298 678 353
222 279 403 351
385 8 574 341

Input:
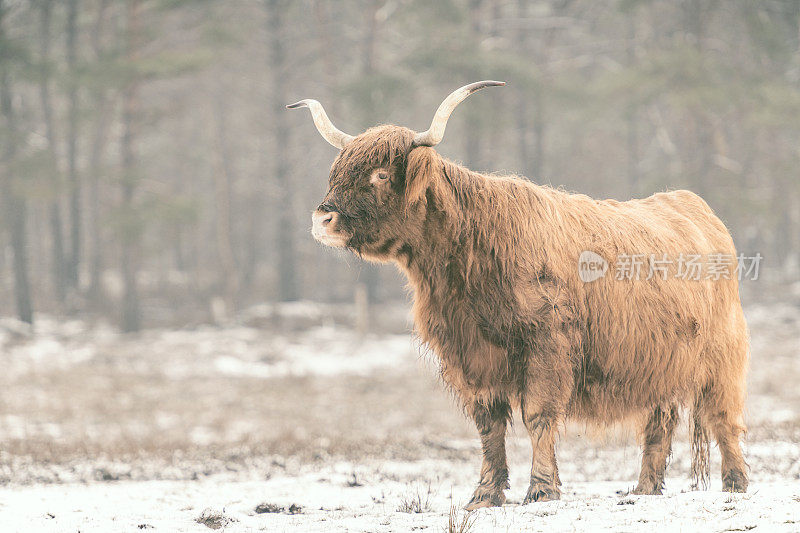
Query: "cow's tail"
691 396 710 490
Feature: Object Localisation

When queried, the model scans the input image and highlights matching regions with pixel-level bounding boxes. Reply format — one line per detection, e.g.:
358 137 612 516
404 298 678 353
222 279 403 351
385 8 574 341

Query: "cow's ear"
405 146 435 206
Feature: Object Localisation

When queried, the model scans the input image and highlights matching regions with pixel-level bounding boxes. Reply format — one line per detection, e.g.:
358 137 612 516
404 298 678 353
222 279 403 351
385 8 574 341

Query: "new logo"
578 251 608 283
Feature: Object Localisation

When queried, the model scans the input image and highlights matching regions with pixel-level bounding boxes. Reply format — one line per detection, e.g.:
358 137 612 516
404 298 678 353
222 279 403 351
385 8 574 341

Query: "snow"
0 317 417 380
0 469 797 532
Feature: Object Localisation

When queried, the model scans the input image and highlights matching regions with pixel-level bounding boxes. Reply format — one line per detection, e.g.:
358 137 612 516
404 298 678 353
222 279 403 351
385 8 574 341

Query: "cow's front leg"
520 336 573 504
522 410 561 503
464 398 510 510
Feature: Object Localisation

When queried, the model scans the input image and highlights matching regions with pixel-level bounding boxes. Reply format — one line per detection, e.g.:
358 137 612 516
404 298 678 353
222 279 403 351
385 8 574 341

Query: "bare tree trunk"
120 0 141 332
267 0 299 302
625 16 639 198
38 0 67 307
464 0 483 170
515 0 532 179
66 0 82 291
87 0 111 307
785 3 800 274
313 0 338 105
531 86 545 181
212 90 239 317
531 1 566 184
0 0 33 324
87 98 111 305
682 0 715 201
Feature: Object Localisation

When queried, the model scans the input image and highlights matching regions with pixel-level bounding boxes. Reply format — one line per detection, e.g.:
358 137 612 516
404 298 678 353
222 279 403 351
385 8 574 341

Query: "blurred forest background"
0 0 799 332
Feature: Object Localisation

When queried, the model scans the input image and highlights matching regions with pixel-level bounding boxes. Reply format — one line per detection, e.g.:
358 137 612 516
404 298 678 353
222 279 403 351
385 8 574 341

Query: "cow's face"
290 81 504 258
311 126 415 257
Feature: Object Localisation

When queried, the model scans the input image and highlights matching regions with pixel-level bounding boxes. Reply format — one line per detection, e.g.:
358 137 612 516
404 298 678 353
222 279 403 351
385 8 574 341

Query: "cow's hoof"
523 485 560 504
632 482 663 495
722 470 748 493
464 488 505 510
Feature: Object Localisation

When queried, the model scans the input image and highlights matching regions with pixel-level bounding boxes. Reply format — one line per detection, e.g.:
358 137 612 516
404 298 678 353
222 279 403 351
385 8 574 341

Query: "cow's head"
288 81 504 260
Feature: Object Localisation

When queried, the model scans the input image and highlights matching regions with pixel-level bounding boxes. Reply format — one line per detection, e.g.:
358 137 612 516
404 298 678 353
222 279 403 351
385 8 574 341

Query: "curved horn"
286 99 354 149
413 80 505 147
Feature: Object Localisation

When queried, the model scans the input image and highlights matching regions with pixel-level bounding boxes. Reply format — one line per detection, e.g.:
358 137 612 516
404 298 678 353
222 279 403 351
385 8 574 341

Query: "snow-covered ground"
0 302 798 531
2 472 798 532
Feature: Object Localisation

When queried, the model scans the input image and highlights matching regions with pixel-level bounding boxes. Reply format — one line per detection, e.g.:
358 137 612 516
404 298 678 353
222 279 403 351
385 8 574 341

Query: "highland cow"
288 81 749 509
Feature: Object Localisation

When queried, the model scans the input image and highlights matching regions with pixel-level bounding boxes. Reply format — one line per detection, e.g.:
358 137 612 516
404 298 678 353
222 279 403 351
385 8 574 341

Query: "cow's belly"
569 336 704 422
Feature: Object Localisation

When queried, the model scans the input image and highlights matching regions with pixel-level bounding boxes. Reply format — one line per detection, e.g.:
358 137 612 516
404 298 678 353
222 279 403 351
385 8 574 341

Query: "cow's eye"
371 169 390 185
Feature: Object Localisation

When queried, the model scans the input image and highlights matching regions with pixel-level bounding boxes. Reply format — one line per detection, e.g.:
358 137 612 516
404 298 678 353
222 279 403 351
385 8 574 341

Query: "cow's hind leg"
633 404 679 495
464 398 510 510
699 379 748 493
714 418 748 493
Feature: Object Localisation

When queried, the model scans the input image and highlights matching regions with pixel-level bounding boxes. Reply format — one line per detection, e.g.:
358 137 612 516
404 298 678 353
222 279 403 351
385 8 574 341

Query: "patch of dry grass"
447 504 477 533
397 484 433 513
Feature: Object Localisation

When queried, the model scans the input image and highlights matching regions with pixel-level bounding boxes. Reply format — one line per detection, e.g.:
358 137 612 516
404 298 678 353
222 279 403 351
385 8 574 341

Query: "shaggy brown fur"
311 124 749 508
